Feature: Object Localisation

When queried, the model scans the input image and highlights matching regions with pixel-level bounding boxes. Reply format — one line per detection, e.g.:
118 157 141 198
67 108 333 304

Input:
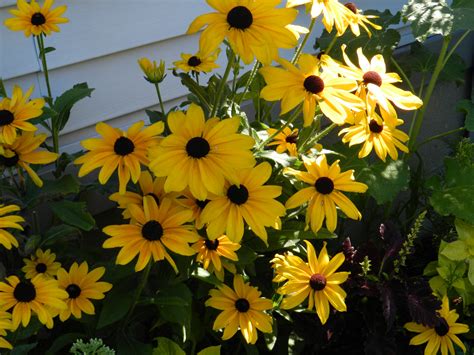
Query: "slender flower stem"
154 83 166 114
122 262 152 328
259 105 302 149
324 34 339 56
211 51 235 118
300 122 337 153
390 56 415 94
236 60 260 106
292 17 316 64
443 30 471 67
408 36 451 153
417 127 465 148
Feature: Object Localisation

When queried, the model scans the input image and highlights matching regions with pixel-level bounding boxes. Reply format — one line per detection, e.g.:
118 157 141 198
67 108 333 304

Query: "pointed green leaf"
197 346 221 355
153 337 185 355
442 240 469 260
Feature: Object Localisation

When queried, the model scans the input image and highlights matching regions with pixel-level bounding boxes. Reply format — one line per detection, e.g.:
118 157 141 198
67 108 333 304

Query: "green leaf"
456 99 474 131
153 337 185 355
401 0 453 42
27 174 80 205
41 224 81 247
53 83 94 131
145 109 165 123
455 218 474 244
155 283 192 327
429 275 448 294
39 46 56 57
45 332 84 355
441 240 469 261
10 343 38 355
469 259 474 285
451 0 474 31
255 150 295 167
191 267 222 286
236 245 258 266
198 346 221 355
359 160 410 205
30 106 57 125
50 200 95 231
24 234 41 255
0 78 6 98
423 260 439 276
97 278 135 329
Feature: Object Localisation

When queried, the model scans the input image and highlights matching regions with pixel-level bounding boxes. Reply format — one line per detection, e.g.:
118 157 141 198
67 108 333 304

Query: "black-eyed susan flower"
103 196 199 272
266 127 299 157
22 249 61 279
0 85 43 145
260 54 364 127
339 111 409 161
206 274 273 344
138 58 166 84
187 0 298 65
274 240 349 325
343 2 381 37
271 251 307 283
0 132 58 187
56 262 112 321
0 204 24 250
0 275 67 329
178 190 217 229
0 310 12 350
149 103 255 200
192 235 240 280
285 155 367 233
74 121 164 195
4 0 68 37
405 296 469 355
201 162 286 244
173 49 220 74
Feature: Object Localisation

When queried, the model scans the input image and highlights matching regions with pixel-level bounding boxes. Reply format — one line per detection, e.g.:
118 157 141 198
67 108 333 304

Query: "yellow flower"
103 196 199 272
275 240 349 325
285 154 367 233
173 49 220 73
266 127 299 157
178 190 218 229
192 235 240 280
187 0 298 65
0 275 67 329
271 251 306 283
0 132 58 187
405 296 469 355
74 121 164 194
260 54 364 127
22 249 61 279
343 2 381 37
4 0 68 37
0 310 12 350
206 274 273 344
149 103 255 200
0 204 24 250
201 162 286 244
138 58 166 84
0 85 43 145
56 262 112 322
339 111 409 161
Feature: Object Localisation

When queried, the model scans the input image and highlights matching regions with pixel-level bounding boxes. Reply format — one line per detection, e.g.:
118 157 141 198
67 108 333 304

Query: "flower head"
138 58 166 84
22 249 61 279
173 49 220 73
0 204 24 250
4 0 68 37
266 127 299 157
343 2 381 37
206 274 273 344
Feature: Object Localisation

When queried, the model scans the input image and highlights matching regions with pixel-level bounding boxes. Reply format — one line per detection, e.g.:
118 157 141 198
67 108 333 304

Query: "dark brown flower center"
187 56 202 67
227 6 253 30
0 110 14 126
235 298 250 312
31 12 46 26
285 131 298 144
227 185 249 205
186 137 210 158
114 137 135 156
434 317 449 336
315 177 334 195
35 263 47 273
304 75 325 94
369 119 383 134
66 284 81 299
204 239 219 251
196 199 210 210
14 281 36 302
141 220 164 241
309 274 327 291
363 71 383 87
344 2 358 13
0 152 19 167
146 193 160 206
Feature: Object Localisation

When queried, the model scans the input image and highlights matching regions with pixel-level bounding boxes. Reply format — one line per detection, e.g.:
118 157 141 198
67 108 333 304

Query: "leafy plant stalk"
259 105 302 149
292 17 316 63
417 127 465 148
154 83 166 114
236 60 260 107
210 51 235 117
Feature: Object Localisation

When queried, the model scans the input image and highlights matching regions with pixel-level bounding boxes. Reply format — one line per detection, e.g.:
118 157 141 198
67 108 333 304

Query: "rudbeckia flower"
0 85 43 145
260 54 364 126
274 240 349 325
56 262 112 321
206 274 273 344
4 0 68 37
201 162 286 244
0 275 67 329
22 249 61 279
178 190 217 229
187 0 298 65
343 2 381 37
271 251 307 283
149 103 255 200
405 296 469 355
0 310 12 350
0 204 24 250
74 121 164 194
266 127 299 157
173 49 220 73
192 235 240 280
0 132 58 187
103 196 199 272
339 111 409 161
285 155 367 233
138 58 166 84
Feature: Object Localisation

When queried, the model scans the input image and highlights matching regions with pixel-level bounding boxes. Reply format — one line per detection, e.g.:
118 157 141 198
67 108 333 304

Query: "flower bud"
138 58 166 84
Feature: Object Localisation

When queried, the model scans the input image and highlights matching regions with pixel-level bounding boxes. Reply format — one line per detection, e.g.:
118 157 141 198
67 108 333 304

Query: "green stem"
122 262 151 329
154 83 166 114
417 127 465 148
407 36 451 152
443 30 471 67
300 122 337 153
236 60 260 106
211 51 235 117
259 105 302 149
292 17 316 63
390 56 415 94
324 34 339 56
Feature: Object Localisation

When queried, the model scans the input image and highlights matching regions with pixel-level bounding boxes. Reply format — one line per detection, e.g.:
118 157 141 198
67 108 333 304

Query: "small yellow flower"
266 127 299 157
206 274 273 344
0 204 24 250
0 310 12 350
271 251 306 283
173 49 220 73
138 58 166 84
343 2 381 37
22 249 61 279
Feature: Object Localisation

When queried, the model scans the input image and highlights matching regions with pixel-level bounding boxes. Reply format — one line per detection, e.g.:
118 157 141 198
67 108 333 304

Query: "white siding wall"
1 0 407 153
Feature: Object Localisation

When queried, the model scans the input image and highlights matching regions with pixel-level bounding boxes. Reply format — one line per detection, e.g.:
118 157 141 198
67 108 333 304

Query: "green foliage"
457 99 474 131
50 200 95 231
451 0 474 31
97 278 135 329
152 337 185 355
197 345 221 355
154 283 192 330
53 83 94 131
70 338 115 355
